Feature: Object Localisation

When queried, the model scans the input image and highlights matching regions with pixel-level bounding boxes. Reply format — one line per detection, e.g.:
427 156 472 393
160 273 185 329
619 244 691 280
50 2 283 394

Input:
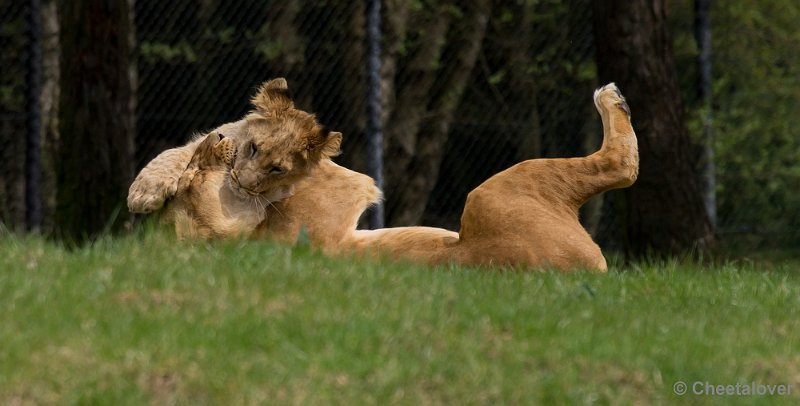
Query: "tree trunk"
593 0 714 257
40 0 60 235
384 0 491 227
0 118 25 232
380 0 413 127
273 0 310 109
0 1 28 232
56 0 135 240
322 1 368 176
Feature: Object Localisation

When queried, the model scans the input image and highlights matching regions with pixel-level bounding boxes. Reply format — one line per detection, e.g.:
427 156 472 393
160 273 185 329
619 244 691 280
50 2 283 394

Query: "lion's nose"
230 170 261 194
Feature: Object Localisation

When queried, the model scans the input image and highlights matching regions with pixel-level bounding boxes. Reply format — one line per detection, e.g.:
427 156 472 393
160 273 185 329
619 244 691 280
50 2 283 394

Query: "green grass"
1 231 799 405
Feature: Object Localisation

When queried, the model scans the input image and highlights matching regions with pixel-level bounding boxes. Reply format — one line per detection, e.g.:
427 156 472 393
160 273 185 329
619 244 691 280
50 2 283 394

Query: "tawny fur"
255 159 383 250
131 81 637 271
128 78 342 215
162 132 271 238
255 83 637 271
135 78 342 238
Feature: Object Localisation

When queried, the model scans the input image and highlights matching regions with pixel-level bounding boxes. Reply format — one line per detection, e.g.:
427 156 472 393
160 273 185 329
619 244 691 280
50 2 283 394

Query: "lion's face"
227 78 342 202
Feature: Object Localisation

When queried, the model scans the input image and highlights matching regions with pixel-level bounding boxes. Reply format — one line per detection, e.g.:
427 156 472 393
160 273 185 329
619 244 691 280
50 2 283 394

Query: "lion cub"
163 132 283 238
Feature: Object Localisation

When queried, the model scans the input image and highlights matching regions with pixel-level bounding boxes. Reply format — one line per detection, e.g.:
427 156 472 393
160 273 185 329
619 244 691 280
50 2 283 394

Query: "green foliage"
672 1 800 246
0 85 22 112
712 2 800 239
2 234 799 404
140 41 198 64
248 25 285 62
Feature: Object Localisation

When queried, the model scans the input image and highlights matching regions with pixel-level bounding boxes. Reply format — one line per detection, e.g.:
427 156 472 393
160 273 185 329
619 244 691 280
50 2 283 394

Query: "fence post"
695 0 715 230
26 0 43 233
366 0 384 229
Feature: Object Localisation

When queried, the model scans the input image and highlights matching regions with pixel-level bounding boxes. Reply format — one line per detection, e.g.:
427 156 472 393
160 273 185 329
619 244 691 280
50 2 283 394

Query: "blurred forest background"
1 0 798 259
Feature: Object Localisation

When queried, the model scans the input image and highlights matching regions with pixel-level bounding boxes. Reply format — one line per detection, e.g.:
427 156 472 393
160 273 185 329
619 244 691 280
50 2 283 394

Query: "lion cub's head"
228 78 342 202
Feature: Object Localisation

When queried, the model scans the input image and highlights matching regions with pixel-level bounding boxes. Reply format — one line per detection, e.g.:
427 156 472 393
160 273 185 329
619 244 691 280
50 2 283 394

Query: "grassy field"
1 231 799 405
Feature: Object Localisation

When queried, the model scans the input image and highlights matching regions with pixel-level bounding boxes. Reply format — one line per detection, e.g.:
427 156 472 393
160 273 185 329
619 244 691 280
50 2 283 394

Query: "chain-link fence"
134 0 603 233
0 0 32 232
3 0 799 252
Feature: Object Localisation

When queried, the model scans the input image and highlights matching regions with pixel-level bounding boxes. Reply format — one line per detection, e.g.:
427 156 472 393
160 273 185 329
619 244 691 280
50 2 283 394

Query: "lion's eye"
270 166 285 175
250 142 258 157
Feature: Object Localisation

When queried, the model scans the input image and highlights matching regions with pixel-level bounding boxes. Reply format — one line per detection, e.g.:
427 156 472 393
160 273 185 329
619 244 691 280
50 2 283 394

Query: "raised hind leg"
489 82 637 209
455 83 637 270
574 83 639 202
462 83 637 215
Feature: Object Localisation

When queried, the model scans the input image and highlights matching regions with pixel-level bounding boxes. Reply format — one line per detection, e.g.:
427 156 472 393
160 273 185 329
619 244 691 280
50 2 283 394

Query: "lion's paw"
128 175 179 213
214 135 237 167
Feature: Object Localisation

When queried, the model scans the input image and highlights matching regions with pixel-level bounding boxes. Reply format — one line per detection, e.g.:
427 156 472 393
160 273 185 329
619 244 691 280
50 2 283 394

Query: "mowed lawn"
1 231 799 405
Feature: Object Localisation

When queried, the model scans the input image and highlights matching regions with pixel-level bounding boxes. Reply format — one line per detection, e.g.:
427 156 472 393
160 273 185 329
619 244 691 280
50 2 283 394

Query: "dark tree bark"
56 0 135 240
40 0 60 234
384 0 491 227
593 0 714 257
0 1 28 232
0 119 25 233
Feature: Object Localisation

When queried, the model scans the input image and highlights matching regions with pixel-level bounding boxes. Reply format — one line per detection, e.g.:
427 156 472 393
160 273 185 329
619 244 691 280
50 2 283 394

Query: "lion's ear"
307 129 342 159
251 78 294 114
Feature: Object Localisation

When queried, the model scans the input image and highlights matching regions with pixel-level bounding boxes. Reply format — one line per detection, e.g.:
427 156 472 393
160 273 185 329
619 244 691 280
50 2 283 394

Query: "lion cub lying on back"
163 132 276 238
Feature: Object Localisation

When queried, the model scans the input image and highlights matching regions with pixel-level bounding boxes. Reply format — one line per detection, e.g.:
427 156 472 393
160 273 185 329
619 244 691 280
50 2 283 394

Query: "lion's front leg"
128 120 248 213
127 143 200 213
